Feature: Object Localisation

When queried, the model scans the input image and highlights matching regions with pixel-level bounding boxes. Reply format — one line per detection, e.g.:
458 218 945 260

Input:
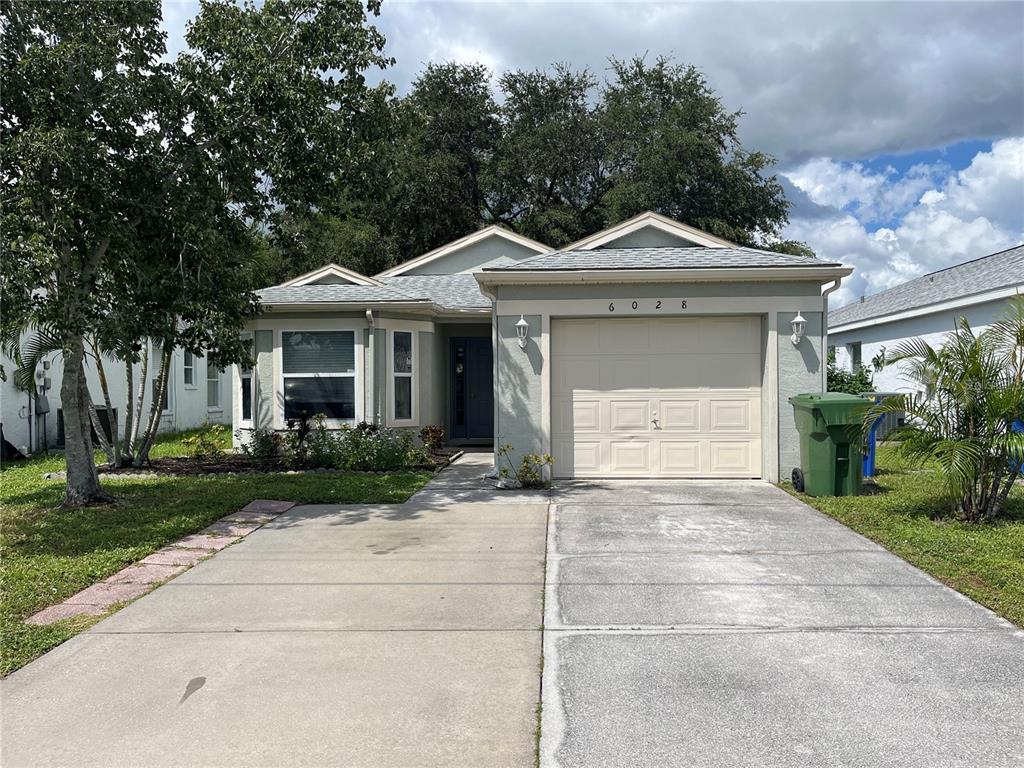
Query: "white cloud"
784 138 1024 308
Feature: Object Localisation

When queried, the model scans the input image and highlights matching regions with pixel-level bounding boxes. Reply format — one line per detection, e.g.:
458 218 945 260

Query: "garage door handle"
651 418 660 428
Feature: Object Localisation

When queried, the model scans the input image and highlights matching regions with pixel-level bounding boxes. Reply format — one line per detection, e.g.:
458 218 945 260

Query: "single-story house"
829 244 1024 398
237 212 852 482
2 341 233 456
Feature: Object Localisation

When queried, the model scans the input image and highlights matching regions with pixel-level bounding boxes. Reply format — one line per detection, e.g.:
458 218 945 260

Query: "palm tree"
868 298 1024 521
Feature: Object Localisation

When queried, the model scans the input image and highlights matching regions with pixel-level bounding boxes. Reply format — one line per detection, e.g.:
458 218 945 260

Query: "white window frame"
236 333 254 428
183 350 197 388
388 329 417 426
206 360 222 412
275 325 364 429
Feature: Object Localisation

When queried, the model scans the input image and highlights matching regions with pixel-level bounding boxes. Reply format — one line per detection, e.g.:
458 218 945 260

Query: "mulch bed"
94 448 463 478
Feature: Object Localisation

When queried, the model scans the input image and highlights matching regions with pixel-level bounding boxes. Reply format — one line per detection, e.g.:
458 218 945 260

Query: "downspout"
365 309 378 425
821 277 844 390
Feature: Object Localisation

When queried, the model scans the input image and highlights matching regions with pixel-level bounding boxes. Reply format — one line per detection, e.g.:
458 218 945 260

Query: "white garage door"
551 317 762 478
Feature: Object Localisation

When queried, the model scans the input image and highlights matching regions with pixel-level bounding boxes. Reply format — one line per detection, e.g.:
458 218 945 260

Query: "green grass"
785 445 1024 627
0 430 430 676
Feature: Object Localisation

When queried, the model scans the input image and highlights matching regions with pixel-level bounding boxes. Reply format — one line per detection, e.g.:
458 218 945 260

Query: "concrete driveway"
541 480 1024 768
1 454 548 768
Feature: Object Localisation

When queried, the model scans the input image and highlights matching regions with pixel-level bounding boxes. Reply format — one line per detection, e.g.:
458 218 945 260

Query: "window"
207 364 222 410
282 331 355 421
240 362 253 422
393 331 413 421
849 342 863 372
183 351 196 387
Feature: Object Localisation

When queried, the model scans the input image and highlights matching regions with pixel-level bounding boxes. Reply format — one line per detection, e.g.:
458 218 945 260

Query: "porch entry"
450 337 494 442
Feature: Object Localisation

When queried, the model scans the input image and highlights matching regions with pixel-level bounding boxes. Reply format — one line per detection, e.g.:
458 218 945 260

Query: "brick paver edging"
25 500 296 626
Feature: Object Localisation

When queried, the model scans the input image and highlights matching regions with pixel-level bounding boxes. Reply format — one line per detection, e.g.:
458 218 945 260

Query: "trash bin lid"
788 392 870 425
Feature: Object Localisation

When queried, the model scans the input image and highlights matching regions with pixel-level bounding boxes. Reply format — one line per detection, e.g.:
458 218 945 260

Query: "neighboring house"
829 244 1024 398
1 341 233 456
237 211 851 483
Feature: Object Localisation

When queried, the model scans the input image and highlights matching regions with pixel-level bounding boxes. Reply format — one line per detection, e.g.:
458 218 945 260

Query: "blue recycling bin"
1012 420 1024 473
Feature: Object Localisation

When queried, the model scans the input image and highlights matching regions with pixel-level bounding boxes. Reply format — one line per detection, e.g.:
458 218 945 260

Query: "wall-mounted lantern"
515 315 529 350
790 312 806 346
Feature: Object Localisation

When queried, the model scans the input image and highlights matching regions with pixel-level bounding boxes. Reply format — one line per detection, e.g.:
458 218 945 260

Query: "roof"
564 211 739 250
378 274 490 309
829 244 1024 329
257 273 490 311
486 245 842 272
257 283 425 305
375 225 550 277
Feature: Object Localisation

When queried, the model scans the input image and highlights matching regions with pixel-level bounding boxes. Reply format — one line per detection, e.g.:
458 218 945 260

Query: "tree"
868 301 1024 521
1 0 391 504
826 348 875 395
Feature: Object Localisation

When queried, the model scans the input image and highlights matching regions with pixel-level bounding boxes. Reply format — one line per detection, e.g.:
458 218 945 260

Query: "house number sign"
608 300 688 312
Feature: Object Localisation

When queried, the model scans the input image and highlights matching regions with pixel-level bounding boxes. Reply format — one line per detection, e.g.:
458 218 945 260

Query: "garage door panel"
709 440 758 474
660 441 702 473
551 317 762 479
558 357 601 390
600 319 651 354
659 400 700 431
553 319 601 355
708 400 753 431
600 358 650 390
609 441 650 472
609 401 651 431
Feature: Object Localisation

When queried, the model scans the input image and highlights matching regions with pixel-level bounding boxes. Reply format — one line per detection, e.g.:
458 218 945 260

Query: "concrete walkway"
1 453 548 768
540 480 1024 768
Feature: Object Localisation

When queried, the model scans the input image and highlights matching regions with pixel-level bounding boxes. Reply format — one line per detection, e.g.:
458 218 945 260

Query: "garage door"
551 317 762 478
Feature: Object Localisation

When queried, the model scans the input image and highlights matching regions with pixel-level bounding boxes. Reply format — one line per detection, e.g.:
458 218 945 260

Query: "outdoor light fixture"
790 312 807 346
515 315 530 350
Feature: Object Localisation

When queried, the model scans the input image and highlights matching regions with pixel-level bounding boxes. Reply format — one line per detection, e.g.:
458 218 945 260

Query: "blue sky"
161 0 1024 307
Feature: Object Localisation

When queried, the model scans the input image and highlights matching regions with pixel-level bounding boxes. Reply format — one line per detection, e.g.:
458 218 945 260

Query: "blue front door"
451 338 494 441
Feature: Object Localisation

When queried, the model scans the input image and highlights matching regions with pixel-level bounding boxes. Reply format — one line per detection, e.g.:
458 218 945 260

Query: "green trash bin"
788 393 868 497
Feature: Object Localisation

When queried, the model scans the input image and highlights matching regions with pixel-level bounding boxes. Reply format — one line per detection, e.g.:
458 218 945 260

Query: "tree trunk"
122 359 135 462
89 338 120 466
61 336 110 506
134 342 172 466
128 348 148 458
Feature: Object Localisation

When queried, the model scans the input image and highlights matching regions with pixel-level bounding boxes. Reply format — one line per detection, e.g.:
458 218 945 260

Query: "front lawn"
0 430 430 675
786 445 1024 627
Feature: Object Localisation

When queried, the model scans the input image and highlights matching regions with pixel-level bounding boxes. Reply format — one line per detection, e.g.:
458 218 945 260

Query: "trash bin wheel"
792 467 805 493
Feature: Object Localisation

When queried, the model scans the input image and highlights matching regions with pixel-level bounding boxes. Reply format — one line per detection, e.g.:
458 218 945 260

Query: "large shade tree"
270 55 804 279
1 0 391 505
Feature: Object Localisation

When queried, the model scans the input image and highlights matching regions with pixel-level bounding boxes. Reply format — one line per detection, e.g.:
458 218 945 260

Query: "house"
828 244 1024 397
1 341 233 456
236 212 851 482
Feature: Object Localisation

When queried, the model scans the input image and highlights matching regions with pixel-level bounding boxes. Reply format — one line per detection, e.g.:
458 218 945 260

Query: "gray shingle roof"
258 273 491 310
257 283 426 305
829 244 1024 328
487 246 841 271
379 274 490 309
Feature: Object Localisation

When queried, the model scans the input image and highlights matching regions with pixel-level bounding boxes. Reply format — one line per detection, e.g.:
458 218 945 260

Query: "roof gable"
376 226 550 277
566 211 738 250
279 263 383 287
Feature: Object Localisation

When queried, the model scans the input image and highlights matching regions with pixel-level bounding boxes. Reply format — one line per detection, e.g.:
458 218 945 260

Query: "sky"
161 0 1024 308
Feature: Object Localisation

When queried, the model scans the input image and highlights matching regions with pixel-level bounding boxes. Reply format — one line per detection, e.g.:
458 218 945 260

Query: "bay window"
392 331 413 421
282 330 356 421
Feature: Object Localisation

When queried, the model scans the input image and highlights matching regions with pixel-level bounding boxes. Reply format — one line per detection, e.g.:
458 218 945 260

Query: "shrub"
239 427 283 466
181 424 227 461
497 443 554 488
336 424 413 471
866 300 1024 521
419 424 445 452
827 348 874 395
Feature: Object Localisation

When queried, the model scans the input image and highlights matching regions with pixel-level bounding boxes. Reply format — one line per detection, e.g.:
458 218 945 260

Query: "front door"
451 338 494 441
